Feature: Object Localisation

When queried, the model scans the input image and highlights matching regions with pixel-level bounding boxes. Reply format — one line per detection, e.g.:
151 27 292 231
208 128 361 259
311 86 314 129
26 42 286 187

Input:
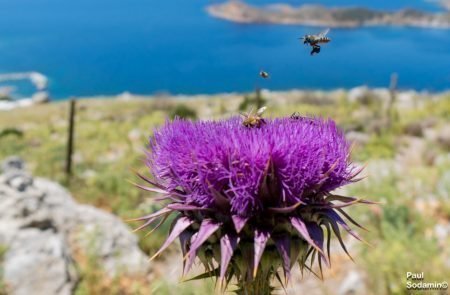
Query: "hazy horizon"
0 0 449 99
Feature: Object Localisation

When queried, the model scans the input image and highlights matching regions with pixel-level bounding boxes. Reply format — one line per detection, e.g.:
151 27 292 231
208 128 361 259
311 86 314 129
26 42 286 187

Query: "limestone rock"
3 230 78 295
346 131 370 146
348 86 377 105
338 270 366 295
31 91 50 104
0 156 25 173
0 158 150 294
437 124 450 150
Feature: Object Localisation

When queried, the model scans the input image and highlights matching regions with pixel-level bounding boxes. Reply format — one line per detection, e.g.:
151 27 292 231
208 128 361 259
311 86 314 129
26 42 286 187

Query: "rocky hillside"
0 88 449 294
207 0 450 28
0 157 150 295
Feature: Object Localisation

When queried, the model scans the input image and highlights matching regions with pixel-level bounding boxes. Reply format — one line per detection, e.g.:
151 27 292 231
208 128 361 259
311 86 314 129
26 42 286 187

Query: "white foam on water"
0 72 48 90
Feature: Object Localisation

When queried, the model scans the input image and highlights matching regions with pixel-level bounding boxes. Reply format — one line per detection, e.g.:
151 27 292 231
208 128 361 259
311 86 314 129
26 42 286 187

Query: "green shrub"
0 245 7 295
0 128 23 139
169 104 197 119
355 133 396 161
238 91 267 112
360 205 443 294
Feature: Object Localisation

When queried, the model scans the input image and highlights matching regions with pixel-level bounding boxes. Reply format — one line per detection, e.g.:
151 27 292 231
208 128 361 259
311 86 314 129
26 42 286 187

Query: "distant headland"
206 0 450 29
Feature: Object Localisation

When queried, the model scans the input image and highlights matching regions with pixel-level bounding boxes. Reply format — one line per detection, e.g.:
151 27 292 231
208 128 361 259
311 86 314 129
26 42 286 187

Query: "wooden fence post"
387 73 398 126
65 99 76 181
255 87 263 109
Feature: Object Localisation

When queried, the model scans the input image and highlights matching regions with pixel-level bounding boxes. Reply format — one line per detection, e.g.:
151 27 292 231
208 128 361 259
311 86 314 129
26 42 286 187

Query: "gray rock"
346 131 370 146
70 204 148 276
31 91 50 104
338 270 366 295
0 163 150 295
396 91 417 109
434 223 450 244
3 229 78 295
0 156 25 173
0 171 33 192
403 121 424 137
348 86 378 105
437 124 450 150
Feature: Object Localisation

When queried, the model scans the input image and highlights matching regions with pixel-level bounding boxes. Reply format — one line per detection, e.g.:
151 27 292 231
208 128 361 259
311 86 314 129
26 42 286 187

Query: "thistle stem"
236 269 273 295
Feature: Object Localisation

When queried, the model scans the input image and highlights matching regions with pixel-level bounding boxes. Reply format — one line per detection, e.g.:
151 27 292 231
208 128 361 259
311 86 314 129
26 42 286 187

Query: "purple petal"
306 222 329 267
253 229 271 278
318 198 364 209
134 171 168 190
328 201 362 209
127 207 172 222
322 160 339 178
232 215 249 233
326 194 378 205
322 221 332 263
144 213 170 237
310 161 339 192
179 230 194 276
274 235 291 283
147 117 354 219
179 230 193 257
132 217 157 233
347 165 365 181
290 216 324 255
132 182 168 194
326 209 366 243
167 203 212 211
323 216 353 261
154 194 182 202
220 232 240 281
150 216 193 260
185 219 222 273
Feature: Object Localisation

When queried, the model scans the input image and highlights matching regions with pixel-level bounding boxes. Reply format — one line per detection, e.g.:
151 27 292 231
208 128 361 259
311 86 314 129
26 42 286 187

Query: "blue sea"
0 0 449 99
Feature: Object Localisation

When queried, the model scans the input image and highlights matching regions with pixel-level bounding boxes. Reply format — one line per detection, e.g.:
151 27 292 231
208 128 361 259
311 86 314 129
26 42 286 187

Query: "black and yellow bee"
241 106 267 128
259 70 270 79
300 28 331 55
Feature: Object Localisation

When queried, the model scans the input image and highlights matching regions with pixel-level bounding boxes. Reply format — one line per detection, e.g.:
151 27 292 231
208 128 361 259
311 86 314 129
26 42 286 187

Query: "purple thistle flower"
131 116 374 294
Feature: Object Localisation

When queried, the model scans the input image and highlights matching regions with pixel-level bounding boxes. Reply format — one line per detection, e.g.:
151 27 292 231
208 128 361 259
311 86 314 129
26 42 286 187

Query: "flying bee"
259 70 270 79
241 106 267 128
300 28 331 56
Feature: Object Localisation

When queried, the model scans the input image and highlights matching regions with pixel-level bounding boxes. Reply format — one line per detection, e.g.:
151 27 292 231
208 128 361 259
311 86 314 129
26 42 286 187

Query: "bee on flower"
241 106 267 128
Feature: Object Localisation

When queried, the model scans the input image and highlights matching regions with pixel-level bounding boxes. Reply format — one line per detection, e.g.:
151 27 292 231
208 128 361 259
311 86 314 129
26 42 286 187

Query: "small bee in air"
300 28 331 55
241 106 267 128
259 70 270 79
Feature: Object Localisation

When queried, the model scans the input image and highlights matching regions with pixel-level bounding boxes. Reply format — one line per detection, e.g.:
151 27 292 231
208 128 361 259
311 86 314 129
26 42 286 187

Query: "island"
440 0 450 10
206 0 450 29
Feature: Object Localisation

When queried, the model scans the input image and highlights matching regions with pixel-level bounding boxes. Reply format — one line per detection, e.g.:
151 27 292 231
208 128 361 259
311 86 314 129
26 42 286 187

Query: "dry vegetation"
0 90 449 294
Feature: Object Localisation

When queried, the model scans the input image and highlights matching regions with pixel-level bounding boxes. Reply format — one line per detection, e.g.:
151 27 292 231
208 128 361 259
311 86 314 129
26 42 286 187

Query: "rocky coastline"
207 0 450 29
